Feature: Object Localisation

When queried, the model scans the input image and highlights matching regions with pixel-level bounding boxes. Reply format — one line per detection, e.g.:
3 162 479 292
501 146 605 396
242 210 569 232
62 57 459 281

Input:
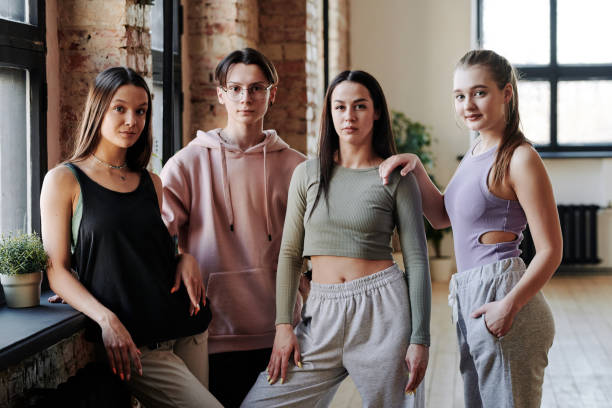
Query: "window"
0 0 46 236
477 0 612 157
151 0 183 173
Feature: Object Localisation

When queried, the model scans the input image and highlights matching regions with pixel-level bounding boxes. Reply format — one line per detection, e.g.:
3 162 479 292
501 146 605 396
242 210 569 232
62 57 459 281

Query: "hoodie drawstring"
220 143 235 232
263 144 272 241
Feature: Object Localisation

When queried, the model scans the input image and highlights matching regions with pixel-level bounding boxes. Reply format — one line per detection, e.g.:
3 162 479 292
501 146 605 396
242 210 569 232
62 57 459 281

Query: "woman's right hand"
267 324 301 385
379 153 422 185
99 312 142 381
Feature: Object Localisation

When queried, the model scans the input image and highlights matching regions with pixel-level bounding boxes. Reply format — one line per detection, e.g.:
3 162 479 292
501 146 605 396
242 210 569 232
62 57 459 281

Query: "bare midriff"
311 255 395 284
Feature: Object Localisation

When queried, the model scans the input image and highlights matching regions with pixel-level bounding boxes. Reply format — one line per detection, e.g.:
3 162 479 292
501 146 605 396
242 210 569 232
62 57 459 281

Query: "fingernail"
112 367 116 375
280 378 285 384
267 375 270 382
170 287 177 293
196 304 200 310
120 373 124 381
297 361 302 369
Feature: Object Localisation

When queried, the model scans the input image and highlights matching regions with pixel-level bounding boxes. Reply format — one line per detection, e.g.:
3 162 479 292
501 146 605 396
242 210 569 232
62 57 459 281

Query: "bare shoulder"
43 165 79 193
509 143 542 169
508 143 548 187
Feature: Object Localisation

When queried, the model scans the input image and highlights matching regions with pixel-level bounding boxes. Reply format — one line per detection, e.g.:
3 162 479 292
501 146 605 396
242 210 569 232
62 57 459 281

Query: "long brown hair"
68 67 153 170
457 50 529 187
312 70 397 216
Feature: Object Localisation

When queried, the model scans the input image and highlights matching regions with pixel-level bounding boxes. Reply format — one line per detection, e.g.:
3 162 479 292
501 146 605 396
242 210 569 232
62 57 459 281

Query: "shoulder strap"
64 163 83 252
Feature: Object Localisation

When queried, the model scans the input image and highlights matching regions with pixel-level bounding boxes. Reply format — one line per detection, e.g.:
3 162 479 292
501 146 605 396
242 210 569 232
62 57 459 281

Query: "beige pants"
128 330 223 408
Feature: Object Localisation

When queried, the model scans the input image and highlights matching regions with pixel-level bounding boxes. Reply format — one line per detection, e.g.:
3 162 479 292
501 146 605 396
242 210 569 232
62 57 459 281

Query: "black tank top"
67 163 211 346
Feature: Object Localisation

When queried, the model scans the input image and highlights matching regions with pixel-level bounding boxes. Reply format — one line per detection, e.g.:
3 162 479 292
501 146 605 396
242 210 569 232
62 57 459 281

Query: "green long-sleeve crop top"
276 159 431 346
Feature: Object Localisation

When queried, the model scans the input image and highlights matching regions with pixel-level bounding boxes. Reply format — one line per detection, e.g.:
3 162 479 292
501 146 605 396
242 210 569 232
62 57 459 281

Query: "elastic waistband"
451 257 525 289
310 263 403 299
448 257 525 324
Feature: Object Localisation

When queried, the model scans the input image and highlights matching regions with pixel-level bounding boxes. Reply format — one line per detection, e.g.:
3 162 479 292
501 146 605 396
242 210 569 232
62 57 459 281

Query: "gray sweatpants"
448 257 555 408
242 264 425 408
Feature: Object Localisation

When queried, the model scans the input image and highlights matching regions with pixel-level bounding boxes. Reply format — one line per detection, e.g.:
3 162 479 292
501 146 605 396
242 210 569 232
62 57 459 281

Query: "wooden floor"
329 274 612 408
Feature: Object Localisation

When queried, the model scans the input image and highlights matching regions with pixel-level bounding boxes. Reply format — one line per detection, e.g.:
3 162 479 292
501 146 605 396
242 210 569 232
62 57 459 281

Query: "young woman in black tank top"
40 67 222 407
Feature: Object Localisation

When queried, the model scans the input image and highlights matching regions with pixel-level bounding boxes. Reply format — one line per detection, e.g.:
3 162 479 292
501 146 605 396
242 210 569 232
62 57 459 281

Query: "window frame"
477 0 612 157
0 0 47 305
152 0 183 163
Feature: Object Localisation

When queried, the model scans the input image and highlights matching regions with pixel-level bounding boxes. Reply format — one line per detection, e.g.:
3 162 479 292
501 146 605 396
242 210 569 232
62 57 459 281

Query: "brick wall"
182 0 319 155
328 0 351 79
183 0 258 141
57 0 152 160
0 331 96 407
258 0 309 154
305 0 324 154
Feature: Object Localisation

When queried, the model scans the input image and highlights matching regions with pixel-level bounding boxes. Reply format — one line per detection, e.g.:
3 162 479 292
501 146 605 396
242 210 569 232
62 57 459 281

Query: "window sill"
0 290 86 368
538 150 612 159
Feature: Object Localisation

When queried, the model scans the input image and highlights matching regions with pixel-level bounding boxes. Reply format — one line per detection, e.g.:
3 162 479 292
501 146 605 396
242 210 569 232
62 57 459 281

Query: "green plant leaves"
0 231 48 275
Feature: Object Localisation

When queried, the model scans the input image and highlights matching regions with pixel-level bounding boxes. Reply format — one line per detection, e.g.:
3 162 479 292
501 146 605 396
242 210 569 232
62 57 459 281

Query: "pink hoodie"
160 128 306 354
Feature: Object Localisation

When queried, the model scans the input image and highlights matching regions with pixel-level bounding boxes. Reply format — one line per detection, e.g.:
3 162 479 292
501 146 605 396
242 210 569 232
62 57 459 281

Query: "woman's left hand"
405 343 429 393
471 299 516 338
172 253 206 316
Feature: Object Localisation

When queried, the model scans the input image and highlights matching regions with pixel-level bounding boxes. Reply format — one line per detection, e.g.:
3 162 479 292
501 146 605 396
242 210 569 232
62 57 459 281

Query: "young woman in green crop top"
242 71 431 407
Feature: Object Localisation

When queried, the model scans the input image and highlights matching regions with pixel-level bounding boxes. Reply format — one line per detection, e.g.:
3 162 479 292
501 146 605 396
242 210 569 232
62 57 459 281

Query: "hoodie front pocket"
207 268 276 337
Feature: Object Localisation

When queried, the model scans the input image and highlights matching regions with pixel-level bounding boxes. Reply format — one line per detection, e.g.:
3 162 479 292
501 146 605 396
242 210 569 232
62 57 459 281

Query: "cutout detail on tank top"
478 231 518 245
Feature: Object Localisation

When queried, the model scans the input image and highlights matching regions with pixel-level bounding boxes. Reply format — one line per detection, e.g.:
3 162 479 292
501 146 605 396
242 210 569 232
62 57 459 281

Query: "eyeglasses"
221 83 274 101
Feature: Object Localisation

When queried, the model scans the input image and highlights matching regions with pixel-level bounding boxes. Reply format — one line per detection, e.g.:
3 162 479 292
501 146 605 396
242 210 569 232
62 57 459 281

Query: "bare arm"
379 153 450 229
41 166 142 380
472 145 562 336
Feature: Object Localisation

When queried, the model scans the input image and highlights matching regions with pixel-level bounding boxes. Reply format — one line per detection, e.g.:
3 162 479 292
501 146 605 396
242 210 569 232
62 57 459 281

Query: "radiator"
520 205 600 265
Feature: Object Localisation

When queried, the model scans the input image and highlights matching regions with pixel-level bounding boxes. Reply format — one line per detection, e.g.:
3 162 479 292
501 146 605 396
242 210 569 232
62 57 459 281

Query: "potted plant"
0 231 48 308
391 111 454 282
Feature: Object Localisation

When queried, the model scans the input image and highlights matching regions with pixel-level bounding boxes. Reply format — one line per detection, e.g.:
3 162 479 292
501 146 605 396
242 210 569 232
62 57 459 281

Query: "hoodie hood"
192 128 291 153
190 128 292 241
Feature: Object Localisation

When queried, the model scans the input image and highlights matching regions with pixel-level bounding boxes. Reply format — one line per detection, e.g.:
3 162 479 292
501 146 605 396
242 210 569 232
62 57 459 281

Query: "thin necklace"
92 154 128 181
92 154 127 170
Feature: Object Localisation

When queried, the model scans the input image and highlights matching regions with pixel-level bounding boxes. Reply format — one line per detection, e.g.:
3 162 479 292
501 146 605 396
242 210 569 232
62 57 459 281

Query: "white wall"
350 0 471 257
350 0 612 266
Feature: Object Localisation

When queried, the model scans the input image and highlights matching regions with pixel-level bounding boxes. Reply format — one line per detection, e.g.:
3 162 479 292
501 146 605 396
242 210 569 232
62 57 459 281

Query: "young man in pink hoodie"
160 48 306 407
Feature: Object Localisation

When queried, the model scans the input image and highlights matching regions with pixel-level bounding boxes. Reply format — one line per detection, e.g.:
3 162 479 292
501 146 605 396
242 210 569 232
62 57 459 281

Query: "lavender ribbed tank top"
444 144 527 273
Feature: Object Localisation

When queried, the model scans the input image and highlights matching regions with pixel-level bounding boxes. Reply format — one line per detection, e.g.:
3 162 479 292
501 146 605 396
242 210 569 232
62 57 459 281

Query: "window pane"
518 80 550 145
0 67 30 234
151 83 163 174
151 0 163 51
557 0 612 64
481 0 549 65
558 81 612 145
0 0 26 23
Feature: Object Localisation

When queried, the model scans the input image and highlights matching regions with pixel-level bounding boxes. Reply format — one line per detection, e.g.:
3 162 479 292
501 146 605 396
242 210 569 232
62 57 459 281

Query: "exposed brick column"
258 0 310 154
57 0 151 160
184 0 258 142
305 0 324 155
329 0 350 79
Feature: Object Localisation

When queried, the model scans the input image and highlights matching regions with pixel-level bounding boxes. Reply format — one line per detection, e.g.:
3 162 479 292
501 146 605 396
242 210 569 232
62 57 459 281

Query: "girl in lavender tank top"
379 50 561 408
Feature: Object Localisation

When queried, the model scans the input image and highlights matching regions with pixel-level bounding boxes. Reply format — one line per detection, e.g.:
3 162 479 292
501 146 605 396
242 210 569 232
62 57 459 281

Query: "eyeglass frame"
220 83 275 101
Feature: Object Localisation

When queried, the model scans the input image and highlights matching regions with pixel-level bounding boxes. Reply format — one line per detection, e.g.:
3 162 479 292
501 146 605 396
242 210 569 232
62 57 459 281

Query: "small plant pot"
429 257 455 282
0 271 43 308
